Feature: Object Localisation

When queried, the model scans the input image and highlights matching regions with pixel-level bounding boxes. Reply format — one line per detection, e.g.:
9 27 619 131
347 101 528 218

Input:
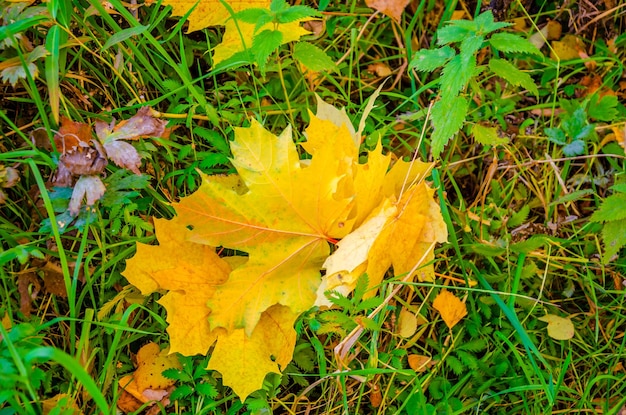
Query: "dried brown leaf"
365 0 410 23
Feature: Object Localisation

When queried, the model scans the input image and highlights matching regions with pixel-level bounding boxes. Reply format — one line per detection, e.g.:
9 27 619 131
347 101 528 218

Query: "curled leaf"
69 175 106 215
103 140 142 174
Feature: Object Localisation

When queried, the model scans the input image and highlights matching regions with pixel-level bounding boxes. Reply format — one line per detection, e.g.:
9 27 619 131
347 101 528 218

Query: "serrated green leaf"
600 218 626 262
293 42 336 72
409 46 455 72
508 204 530 228
440 54 475 98
234 8 269 24
611 183 626 193
458 338 487 352
270 0 288 13
488 58 539 96
430 96 468 158
474 10 511 33
446 355 465 376
590 193 626 223
252 29 283 73
587 94 619 122
193 127 230 154
437 25 472 45
562 107 588 138
489 33 542 56
196 382 218 398
472 124 507 146
562 139 586 156
277 6 320 23
460 35 484 57
170 384 194 400
545 127 566 145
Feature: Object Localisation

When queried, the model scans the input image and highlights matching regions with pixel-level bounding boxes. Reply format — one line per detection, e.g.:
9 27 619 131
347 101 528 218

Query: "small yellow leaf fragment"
432 290 467 329
538 314 575 340
407 354 432 373
397 307 418 338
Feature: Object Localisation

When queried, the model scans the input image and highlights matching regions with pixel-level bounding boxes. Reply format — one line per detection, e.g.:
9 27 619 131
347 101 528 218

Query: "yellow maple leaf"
162 0 269 32
174 119 353 335
208 304 297 399
123 97 448 400
123 217 230 356
213 19 311 65
432 290 467 329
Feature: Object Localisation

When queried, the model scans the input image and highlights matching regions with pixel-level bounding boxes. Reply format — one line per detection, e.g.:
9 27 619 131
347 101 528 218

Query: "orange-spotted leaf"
134 342 182 391
432 290 467 329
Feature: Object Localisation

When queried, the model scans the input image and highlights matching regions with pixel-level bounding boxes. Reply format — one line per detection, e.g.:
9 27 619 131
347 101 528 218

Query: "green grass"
1 0 626 414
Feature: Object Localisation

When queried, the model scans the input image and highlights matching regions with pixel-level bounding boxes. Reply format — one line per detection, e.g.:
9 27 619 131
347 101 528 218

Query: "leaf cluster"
409 10 541 157
232 0 321 73
545 94 619 156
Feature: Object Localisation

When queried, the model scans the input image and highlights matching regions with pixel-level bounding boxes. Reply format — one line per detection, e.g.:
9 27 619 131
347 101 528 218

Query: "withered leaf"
69 175 106 215
17 273 41 317
102 140 141 174
54 117 93 152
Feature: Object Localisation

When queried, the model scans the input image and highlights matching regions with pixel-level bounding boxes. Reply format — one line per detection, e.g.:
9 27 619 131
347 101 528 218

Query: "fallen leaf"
369 384 382 408
367 62 393 77
365 0 410 23
54 117 92 152
68 175 106 215
538 314 575 340
550 35 582 61
432 290 467 329
117 342 181 414
123 96 448 400
95 107 167 174
213 19 311 65
172 119 354 335
162 0 269 32
17 273 41 317
134 342 182 391
123 217 231 356
397 307 418 338
41 393 82 415
207 304 297 399
408 354 432 372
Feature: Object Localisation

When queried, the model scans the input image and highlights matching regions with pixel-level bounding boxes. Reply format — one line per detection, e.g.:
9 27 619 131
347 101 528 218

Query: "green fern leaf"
446 355 465 376
456 350 478 370
458 338 487 352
